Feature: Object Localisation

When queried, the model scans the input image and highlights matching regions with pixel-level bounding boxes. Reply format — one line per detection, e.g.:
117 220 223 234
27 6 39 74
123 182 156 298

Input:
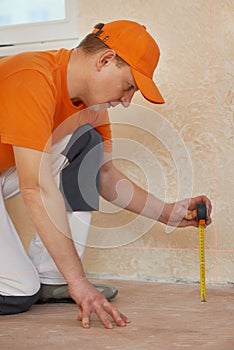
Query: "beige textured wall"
6 0 234 284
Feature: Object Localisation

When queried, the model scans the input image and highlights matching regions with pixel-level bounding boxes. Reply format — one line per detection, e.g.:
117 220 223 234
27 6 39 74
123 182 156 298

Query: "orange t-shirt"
0 49 112 172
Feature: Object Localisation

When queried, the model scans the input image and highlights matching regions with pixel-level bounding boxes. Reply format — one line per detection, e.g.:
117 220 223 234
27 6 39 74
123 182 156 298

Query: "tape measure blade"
199 223 206 302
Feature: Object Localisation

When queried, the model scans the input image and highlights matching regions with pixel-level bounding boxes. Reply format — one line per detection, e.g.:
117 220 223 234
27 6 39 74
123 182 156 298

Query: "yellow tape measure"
197 203 207 302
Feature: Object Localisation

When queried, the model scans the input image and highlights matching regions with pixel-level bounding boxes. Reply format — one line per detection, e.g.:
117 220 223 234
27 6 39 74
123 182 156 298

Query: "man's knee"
0 287 41 315
60 125 103 212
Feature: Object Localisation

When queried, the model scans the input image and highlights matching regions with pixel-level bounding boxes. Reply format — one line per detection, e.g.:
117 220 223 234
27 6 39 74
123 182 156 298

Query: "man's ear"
96 49 116 71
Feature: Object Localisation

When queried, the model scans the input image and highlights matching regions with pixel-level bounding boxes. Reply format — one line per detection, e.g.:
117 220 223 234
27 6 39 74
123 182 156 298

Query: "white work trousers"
0 135 91 297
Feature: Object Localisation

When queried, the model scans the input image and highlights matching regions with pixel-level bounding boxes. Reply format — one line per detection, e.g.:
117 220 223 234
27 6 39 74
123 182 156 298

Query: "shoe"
37 283 118 304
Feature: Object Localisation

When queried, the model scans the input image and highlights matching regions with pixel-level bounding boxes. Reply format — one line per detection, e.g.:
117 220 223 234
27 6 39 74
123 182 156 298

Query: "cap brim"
131 68 165 104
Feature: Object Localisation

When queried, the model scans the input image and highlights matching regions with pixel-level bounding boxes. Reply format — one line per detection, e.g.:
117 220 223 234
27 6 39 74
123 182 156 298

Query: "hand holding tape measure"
197 203 207 302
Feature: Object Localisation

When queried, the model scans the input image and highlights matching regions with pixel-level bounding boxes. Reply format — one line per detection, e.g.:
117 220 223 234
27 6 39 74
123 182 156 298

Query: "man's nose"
121 91 135 108
121 100 130 108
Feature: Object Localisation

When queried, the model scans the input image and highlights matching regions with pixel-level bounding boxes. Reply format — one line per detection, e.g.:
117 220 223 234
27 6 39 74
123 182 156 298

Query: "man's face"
84 51 139 112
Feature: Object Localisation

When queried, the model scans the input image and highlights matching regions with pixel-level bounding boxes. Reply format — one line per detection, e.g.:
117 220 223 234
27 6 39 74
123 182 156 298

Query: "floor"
0 280 233 350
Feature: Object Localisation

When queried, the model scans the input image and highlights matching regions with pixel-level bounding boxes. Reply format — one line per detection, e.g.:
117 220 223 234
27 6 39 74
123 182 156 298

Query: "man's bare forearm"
100 163 166 223
21 185 86 284
100 161 212 228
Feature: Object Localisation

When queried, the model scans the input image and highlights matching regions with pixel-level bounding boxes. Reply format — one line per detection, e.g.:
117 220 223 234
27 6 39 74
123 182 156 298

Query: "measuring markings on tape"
197 203 207 302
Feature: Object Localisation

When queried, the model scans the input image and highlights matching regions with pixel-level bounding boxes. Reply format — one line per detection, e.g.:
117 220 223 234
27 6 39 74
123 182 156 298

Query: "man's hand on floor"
68 278 130 329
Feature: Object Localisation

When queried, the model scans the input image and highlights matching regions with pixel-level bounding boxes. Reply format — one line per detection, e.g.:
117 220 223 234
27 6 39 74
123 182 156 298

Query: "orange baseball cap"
92 20 164 104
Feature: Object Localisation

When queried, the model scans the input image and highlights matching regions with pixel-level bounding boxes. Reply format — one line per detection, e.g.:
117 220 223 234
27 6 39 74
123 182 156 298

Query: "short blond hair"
78 23 127 66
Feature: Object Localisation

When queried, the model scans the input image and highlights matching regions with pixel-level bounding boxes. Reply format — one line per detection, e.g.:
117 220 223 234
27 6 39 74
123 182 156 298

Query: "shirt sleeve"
0 69 56 152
